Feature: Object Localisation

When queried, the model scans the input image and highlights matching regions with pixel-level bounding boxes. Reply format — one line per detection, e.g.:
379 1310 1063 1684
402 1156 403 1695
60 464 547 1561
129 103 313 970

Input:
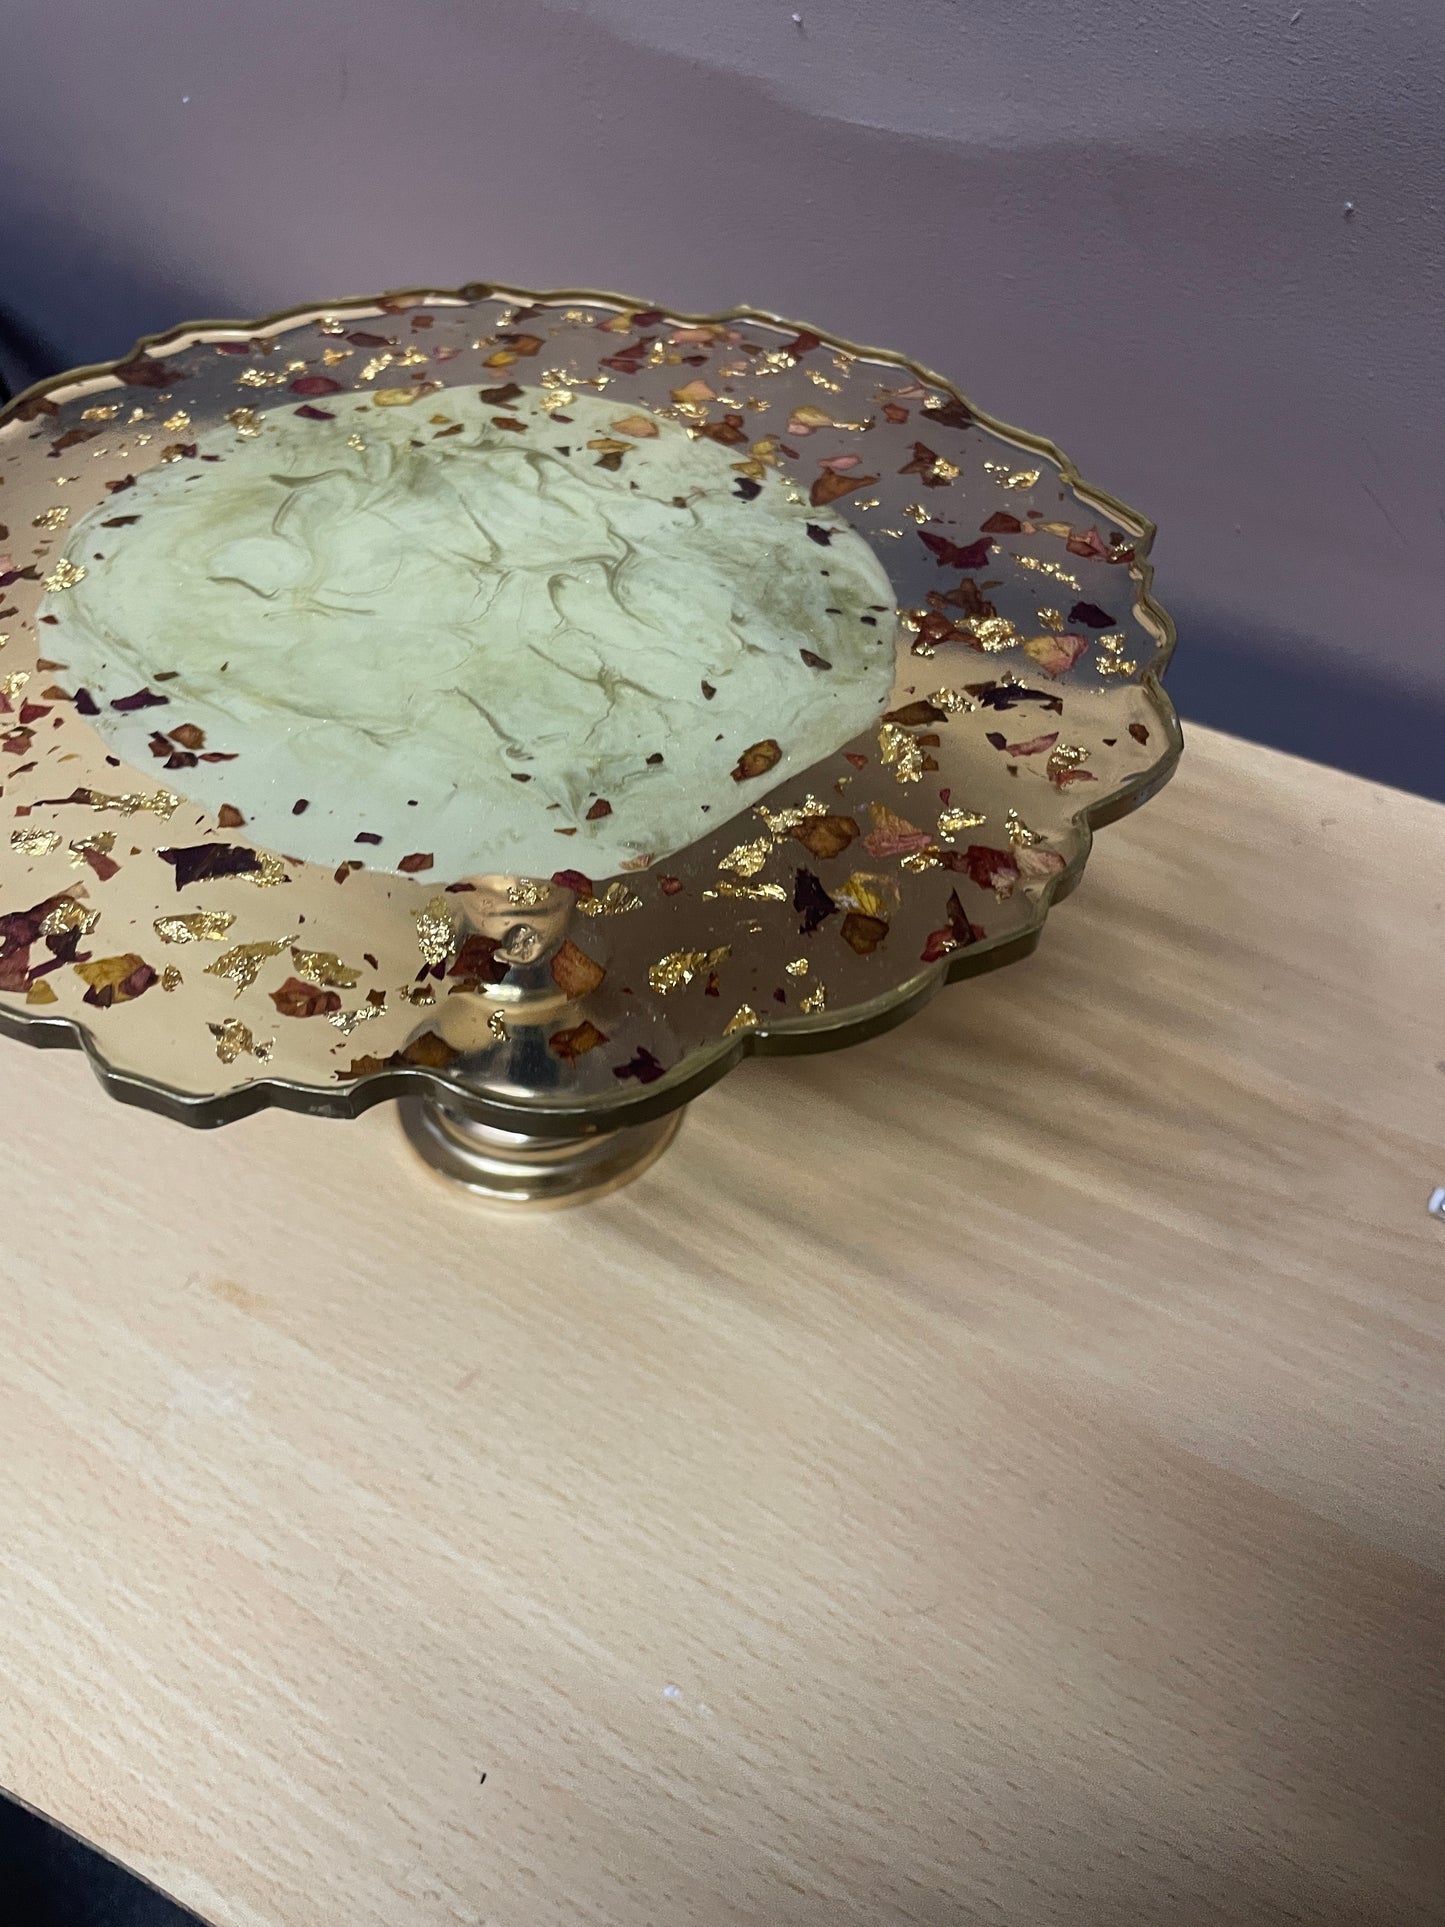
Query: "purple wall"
4 0 1442 790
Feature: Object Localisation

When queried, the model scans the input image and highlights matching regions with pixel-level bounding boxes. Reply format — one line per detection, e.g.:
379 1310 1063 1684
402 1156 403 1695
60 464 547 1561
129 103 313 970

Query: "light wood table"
2 724 1442 1927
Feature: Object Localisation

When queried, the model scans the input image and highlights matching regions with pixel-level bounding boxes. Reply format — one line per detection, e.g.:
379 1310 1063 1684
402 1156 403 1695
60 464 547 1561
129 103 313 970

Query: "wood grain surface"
2 724 1443 1927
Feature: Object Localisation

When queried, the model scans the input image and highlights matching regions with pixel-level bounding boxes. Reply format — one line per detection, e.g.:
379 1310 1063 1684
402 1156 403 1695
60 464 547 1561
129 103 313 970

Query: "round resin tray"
0 282 1179 1197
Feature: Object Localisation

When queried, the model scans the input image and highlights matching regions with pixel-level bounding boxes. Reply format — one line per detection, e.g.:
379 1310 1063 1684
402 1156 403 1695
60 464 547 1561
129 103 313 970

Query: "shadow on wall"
2 226 1439 807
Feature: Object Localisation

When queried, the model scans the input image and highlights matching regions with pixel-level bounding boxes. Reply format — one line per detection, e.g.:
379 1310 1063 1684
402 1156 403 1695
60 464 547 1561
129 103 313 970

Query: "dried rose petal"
840 911 889 955
731 739 781 782
550 939 605 997
270 975 342 1018
810 470 878 508
549 1020 609 1063
920 531 992 570
397 852 434 873
792 814 858 861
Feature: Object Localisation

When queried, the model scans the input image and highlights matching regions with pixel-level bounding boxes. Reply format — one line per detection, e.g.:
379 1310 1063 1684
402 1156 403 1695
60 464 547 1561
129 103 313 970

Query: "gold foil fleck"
1 670 31 699
718 835 773 878
328 1002 382 1036
41 898 99 937
799 985 827 1014
1011 552 1081 590
805 369 842 392
984 461 1041 491
318 316 347 335
648 946 730 994
901 848 945 872
406 984 436 1006
162 410 191 432
42 559 87 593
938 806 987 837
205 939 288 996
1005 810 1040 847
414 895 455 967
236 368 286 388
723 1004 760 1035
928 688 975 714
81 404 120 421
487 1009 509 1043
290 946 361 987
358 354 394 382
10 827 61 857
576 881 643 917
1037 607 1065 633
208 1018 272 1064
507 879 549 907
225 406 262 437
322 347 352 365
159 443 193 464
878 721 924 782
241 853 291 887
968 616 1020 653
32 506 70 530
702 880 788 902
161 965 182 992
755 794 829 833
1096 656 1139 677
904 502 932 524
346 433 367 452
784 957 810 976
67 832 115 867
77 786 181 818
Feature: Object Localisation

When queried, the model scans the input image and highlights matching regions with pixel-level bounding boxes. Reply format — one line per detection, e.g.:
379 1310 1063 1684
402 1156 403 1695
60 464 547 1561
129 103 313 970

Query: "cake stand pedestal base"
398 1093 683 1208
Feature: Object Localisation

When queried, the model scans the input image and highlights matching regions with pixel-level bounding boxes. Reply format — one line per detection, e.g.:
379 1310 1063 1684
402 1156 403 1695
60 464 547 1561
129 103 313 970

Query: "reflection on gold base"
398 1093 683 1208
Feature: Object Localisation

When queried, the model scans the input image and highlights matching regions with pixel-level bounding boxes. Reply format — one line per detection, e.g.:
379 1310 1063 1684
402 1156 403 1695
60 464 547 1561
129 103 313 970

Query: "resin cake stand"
0 282 1179 1205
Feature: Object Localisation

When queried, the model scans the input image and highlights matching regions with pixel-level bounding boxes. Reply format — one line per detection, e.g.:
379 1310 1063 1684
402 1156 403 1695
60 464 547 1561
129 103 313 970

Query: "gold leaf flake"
414 895 455 967
208 1018 272 1063
1011 552 1081 590
77 786 180 818
162 410 191 432
967 616 1020 653
81 403 120 421
205 940 288 995
318 316 347 335
648 946 730 994
1096 656 1139 677
938 806 987 837
346 433 367 452
42 899 99 936
928 688 975 714
784 957 810 976
290 946 361 987
236 367 287 388
357 354 394 382
984 461 1041 490
576 881 643 917
32 506 70 529
1005 810 1040 847
225 407 262 437
241 853 291 887
2 671 31 699
904 502 931 524
507 879 549 907
799 985 827 1014
321 346 352 365
878 721 924 782
901 847 944 872
718 835 773 878
805 369 842 392
67 832 115 867
161 965 182 991
701 880 788 902
327 1002 382 1036
10 827 61 856
755 794 829 834
42 559 87 593
723 1004 760 1035
1037 606 1065 633
487 1009 509 1043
